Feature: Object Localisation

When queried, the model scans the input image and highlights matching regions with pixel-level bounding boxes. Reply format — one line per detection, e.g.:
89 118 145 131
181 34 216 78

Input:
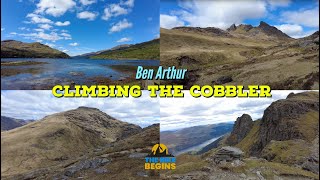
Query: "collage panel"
160 90 319 179
160 0 319 90
1 90 160 179
1 0 160 90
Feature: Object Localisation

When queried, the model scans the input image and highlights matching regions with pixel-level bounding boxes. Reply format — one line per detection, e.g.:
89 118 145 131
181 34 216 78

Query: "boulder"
213 146 244 164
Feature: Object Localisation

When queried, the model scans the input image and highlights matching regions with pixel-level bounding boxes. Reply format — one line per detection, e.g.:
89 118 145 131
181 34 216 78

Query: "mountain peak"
258 21 270 27
226 114 254 145
227 24 237 31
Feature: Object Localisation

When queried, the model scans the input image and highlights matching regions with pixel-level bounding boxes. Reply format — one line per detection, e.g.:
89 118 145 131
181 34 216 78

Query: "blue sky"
160 0 319 38
1 90 160 128
1 0 159 56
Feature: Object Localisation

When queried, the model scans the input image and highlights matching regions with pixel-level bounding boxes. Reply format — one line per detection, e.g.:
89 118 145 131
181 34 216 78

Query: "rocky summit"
226 114 254 145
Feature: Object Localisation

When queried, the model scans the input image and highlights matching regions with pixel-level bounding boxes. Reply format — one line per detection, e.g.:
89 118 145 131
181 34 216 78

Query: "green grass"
261 140 311 165
229 159 320 179
91 39 159 60
235 120 261 156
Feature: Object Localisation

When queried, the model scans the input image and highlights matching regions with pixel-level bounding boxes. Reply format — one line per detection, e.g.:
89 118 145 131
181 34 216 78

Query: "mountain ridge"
1 40 70 58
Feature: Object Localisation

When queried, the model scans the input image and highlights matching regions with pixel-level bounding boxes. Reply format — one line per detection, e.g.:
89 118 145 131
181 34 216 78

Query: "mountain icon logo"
147 143 174 157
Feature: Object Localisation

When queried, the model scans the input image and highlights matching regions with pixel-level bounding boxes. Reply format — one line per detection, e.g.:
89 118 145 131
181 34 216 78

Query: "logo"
145 143 176 170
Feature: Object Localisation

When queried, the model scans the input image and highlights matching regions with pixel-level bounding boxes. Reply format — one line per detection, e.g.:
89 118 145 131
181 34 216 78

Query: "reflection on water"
1 58 159 90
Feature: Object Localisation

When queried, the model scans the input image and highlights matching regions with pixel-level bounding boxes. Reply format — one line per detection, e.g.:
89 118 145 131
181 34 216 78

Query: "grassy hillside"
1 40 70 58
91 39 159 60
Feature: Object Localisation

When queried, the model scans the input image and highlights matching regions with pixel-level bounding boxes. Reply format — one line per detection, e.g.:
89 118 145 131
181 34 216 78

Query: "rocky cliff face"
226 114 254 145
1 40 70 58
224 91 319 174
251 91 319 155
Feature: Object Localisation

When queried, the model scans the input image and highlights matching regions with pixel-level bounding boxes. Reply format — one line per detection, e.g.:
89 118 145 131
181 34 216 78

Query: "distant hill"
161 123 233 154
75 39 159 60
73 44 132 59
1 40 70 58
1 116 34 131
1 107 160 179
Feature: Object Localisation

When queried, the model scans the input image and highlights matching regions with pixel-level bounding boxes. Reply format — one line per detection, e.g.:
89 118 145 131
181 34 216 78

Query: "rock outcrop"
212 146 244 164
226 114 254 145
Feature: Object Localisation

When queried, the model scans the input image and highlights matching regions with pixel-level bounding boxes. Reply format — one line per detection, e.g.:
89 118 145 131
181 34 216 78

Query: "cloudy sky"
160 90 309 131
1 90 159 128
1 0 159 56
160 0 319 38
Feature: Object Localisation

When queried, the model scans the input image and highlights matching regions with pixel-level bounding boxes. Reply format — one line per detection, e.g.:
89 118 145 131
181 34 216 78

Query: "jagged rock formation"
1 40 70 58
212 146 244 164
227 21 291 40
226 114 254 145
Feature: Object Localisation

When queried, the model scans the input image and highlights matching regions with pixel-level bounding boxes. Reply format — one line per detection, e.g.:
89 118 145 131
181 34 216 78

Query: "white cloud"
55 21 71 26
102 1 135 21
77 11 98 21
35 0 76 17
69 42 79 46
275 24 312 38
79 0 96 6
281 8 319 28
62 49 69 52
109 19 133 33
120 0 134 8
18 27 30 31
1 28 4 31
165 0 267 29
38 24 52 30
45 42 56 47
267 0 291 8
148 17 153 21
160 14 185 29
34 28 45 32
26 13 53 24
117 37 131 43
1 90 159 128
60 32 72 40
10 32 18 35
19 31 64 42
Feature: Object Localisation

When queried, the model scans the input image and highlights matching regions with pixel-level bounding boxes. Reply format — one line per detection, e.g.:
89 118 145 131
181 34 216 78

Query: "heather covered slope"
1 40 70 58
160 22 319 90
